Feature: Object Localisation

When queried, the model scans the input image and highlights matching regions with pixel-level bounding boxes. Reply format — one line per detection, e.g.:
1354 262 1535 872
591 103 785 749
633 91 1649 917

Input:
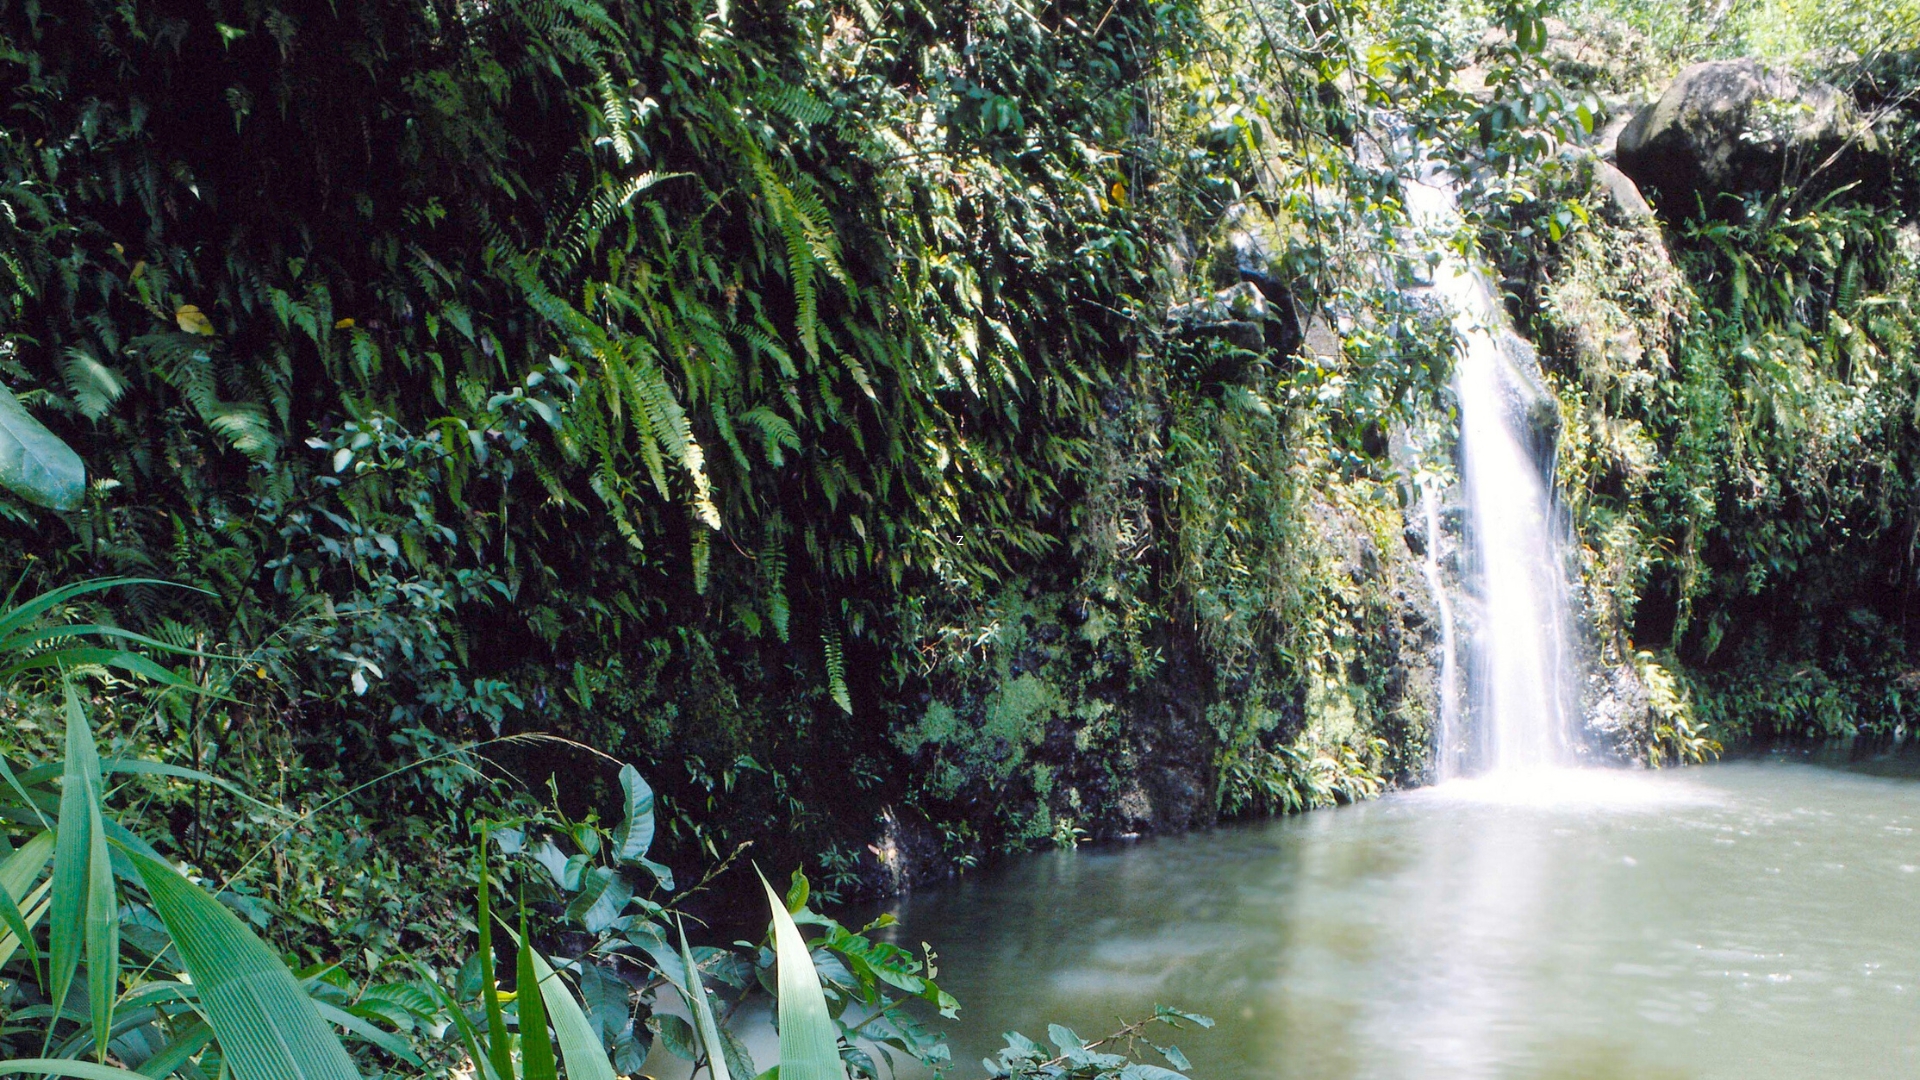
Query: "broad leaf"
0 381 84 510
122 846 361 1080
610 765 655 864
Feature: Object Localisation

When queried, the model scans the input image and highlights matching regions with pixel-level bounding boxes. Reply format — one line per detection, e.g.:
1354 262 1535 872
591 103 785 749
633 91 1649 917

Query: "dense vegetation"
4 0 1920 1077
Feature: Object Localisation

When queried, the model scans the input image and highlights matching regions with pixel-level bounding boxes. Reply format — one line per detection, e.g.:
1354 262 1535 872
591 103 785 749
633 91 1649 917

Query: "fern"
58 346 126 420
758 84 833 127
762 519 789 643
691 524 711 595
822 626 851 714
739 406 800 467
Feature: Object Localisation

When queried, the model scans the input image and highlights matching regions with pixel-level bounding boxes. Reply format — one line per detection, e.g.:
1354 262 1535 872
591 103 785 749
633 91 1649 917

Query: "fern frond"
822 625 850 714
762 520 789 642
59 345 126 420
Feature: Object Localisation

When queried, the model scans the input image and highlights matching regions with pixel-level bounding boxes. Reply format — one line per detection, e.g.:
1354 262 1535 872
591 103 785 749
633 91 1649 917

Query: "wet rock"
858 807 948 894
1167 281 1271 355
1615 59 1882 214
1583 659 1655 765
1233 236 1307 355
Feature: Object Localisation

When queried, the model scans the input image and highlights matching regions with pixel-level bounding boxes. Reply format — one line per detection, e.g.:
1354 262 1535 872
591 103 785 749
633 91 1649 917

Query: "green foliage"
1492 23 1920 749
0 687 377 1080
982 1007 1213 1080
0 0 1278 871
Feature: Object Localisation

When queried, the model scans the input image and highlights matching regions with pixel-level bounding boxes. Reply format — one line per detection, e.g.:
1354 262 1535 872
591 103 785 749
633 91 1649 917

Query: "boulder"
1592 160 1654 223
1615 59 1880 214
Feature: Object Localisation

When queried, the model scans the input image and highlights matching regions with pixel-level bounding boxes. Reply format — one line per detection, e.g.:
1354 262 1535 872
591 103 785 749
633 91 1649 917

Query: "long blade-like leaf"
137 1022 213 1079
758 870 847 1080
2 649 224 698
515 917 556 1080
0 879 42 985
0 753 53 831
0 830 53 983
0 881 51 971
527 952 614 1080
475 832 511 1080
407 963 498 1080
309 1002 421 1065
0 1058 152 1080
91 760 291 821
121 846 361 1080
677 920 730 1080
48 689 103 1046
0 579 199 644
78 690 118 1063
4 626 224 663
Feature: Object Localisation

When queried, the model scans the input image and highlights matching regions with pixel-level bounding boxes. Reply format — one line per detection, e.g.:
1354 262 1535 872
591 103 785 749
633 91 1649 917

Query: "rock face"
1615 59 1876 213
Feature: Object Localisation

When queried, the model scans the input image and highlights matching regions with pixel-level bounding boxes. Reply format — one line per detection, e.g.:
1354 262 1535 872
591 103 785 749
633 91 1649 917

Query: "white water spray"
1418 478 1464 779
1405 169 1579 774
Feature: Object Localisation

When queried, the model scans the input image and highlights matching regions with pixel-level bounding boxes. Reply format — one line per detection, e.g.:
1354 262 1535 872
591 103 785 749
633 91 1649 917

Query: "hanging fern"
823 625 851 715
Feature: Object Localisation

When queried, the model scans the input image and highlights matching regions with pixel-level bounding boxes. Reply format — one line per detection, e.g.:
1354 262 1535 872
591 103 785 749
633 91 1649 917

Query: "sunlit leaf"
759 869 846 1080
174 306 215 336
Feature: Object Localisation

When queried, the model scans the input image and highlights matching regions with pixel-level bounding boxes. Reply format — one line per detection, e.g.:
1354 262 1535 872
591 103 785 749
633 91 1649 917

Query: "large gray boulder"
1615 59 1878 214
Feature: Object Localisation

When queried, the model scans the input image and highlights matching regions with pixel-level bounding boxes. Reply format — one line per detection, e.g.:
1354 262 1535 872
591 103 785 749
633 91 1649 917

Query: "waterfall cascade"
1405 168 1581 776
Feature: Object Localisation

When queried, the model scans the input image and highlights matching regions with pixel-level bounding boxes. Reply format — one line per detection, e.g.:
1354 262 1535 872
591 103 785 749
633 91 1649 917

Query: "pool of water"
879 752 1920 1079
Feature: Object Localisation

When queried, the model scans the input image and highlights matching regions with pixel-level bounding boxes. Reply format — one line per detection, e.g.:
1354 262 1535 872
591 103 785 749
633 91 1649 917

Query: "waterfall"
1405 168 1580 775
1418 477 1464 779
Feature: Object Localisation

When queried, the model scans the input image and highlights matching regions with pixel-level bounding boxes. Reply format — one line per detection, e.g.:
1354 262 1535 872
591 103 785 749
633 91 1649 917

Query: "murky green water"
881 753 1920 1079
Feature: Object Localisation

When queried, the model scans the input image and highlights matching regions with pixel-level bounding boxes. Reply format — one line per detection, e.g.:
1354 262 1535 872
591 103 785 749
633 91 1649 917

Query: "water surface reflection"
882 755 1920 1079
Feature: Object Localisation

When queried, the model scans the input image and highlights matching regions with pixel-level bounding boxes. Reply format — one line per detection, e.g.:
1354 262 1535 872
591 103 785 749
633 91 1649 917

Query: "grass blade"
0 880 51 971
0 753 53 831
73 687 119 1063
407 963 498 1080
527 951 614 1080
1 649 228 699
309 1003 420 1065
475 834 511 1080
0 1058 154 1080
0 579 203 643
48 688 105 1048
0 830 52 984
758 870 847 1080
136 1022 213 1079
121 845 361 1080
515 916 556 1080
676 920 730 1080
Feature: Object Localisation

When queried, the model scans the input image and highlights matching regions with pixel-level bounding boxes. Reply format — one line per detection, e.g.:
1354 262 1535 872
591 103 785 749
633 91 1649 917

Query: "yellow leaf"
130 261 146 280
175 304 215 336
1110 180 1127 207
334 317 355 329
